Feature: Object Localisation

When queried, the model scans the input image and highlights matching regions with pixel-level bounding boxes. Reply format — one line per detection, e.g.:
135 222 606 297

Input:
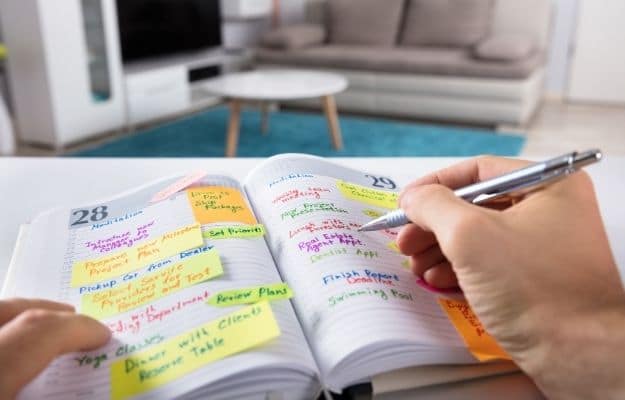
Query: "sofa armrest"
473 34 536 62
261 24 326 50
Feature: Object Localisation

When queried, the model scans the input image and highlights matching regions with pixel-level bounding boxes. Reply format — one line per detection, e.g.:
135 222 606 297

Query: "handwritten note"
202 224 265 240
187 187 257 225
81 250 223 319
207 283 293 307
337 180 398 210
71 224 204 287
387 241 401 253
151 171 208 203
110 302 280 400
438 299 511 362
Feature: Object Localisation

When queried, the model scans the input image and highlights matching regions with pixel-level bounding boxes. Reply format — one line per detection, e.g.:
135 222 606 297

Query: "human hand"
0 298 111 399
396 156 625 399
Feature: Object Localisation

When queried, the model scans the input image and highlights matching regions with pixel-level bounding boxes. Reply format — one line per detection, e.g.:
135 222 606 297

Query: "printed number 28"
71 206 109 226
365 175 397 190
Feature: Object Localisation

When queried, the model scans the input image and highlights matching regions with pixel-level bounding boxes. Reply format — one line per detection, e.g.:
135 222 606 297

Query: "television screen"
116 0 222 62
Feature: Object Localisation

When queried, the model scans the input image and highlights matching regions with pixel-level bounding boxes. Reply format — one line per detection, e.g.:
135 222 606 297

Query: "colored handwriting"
322 269 400 286
85 221 155 253
151 171 208 203
268 173 315 188
337 180 398 210
288 219 361 239
78 246 214 295
110 302 280 400
107 291 210 335
401 260 411 270
309 248 378 264
72 224 204 287
91 211 144 230
328 287 413 307
75 334 165 370
81 250 223 319
187 187 257 225
207 283 293 307
272 187 332 204
438 299 511 362
202 224 265 240
280 203 347 220
297 233 363 253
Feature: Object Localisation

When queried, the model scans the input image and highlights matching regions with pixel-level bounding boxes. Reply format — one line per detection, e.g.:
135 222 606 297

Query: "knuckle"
15 309 57 329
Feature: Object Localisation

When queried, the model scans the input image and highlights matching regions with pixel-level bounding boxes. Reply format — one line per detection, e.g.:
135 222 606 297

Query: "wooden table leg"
226 100 241 157
322 95 343 150
261 102 270 135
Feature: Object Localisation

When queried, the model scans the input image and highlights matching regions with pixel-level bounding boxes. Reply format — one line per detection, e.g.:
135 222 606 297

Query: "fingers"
423 262 458 289
0 310 110 398
0 298 74 325
396 224 437 255
400 156 531 202
410 245 446 276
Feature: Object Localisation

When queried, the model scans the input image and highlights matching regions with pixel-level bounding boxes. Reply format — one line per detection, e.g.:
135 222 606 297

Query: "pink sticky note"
150 171 207 203
416 278 465 300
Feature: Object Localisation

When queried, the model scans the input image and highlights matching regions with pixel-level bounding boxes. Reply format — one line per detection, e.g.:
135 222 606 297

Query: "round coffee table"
201 69 348 157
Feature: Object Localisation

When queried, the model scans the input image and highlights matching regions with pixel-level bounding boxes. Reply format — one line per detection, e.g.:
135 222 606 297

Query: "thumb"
400 184 486 261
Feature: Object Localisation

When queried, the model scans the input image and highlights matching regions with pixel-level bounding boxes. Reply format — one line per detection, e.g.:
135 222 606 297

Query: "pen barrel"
386 209 410 229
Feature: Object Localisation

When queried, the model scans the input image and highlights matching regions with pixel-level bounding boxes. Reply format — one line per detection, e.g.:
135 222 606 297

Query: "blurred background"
0 0 623 159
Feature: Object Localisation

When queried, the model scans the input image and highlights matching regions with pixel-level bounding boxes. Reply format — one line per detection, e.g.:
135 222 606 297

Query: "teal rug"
72 108 525 157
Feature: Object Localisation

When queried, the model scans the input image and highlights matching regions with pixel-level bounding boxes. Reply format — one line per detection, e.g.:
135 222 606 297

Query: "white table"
201 70 348 157
0 156 623 400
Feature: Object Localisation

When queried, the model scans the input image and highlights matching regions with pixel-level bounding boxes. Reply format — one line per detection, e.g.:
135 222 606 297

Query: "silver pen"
358 149 603 232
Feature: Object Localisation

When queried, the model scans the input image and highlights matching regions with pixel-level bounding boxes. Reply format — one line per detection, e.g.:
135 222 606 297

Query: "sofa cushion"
261 24 326 50
256 45 543 79
327 0 405 46
473 34 535 61
401 0 494 47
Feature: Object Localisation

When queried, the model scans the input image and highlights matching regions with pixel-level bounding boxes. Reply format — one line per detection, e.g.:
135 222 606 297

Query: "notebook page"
7 174 318 399
244 155 472 389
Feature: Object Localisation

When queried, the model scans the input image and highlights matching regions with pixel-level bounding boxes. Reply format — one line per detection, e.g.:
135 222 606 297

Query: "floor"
12 99 625 158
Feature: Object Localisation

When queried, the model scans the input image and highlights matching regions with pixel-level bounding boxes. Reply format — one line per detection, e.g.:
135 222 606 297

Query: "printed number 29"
365 175 397 190
71 206 109 226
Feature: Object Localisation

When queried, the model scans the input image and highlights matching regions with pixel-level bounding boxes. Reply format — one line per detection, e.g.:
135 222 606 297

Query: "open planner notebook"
3 154 510 400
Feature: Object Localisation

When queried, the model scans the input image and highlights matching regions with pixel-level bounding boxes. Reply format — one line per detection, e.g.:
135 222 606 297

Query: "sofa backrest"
305 0 552 50
490 0 552 51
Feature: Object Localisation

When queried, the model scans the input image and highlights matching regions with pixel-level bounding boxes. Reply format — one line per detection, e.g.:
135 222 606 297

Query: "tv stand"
123 48 252 126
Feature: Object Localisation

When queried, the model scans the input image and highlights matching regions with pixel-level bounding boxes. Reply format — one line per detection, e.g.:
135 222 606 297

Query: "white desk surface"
1 156 623 287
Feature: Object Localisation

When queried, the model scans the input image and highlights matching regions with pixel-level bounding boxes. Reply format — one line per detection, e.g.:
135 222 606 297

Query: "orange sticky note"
438 298 511 362
187 187 257 225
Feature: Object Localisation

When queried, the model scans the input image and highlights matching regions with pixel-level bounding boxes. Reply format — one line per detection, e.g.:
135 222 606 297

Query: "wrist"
521 306 625 400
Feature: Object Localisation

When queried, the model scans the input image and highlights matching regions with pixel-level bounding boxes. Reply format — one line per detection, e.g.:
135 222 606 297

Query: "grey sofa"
256 0 552 126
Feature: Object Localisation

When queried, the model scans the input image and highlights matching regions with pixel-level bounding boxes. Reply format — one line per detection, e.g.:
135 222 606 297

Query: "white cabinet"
0 0 125 148
125 66 190 126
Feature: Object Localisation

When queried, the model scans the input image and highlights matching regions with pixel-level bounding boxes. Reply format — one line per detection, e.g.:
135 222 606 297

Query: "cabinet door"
567 0 625 103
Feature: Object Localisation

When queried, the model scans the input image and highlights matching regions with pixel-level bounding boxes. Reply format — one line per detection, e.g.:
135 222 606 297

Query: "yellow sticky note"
71 224 204 287
438 299 511 362
207 283 293 307
81 249 223 319
202 224 265 240
110 302 280 400
363 209 383 218
187 187 257 225
387 241 401 253
337 181 398 210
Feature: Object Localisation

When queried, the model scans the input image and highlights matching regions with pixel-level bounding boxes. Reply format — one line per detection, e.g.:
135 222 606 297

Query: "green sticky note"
207 283 293 307
202 224 266 240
